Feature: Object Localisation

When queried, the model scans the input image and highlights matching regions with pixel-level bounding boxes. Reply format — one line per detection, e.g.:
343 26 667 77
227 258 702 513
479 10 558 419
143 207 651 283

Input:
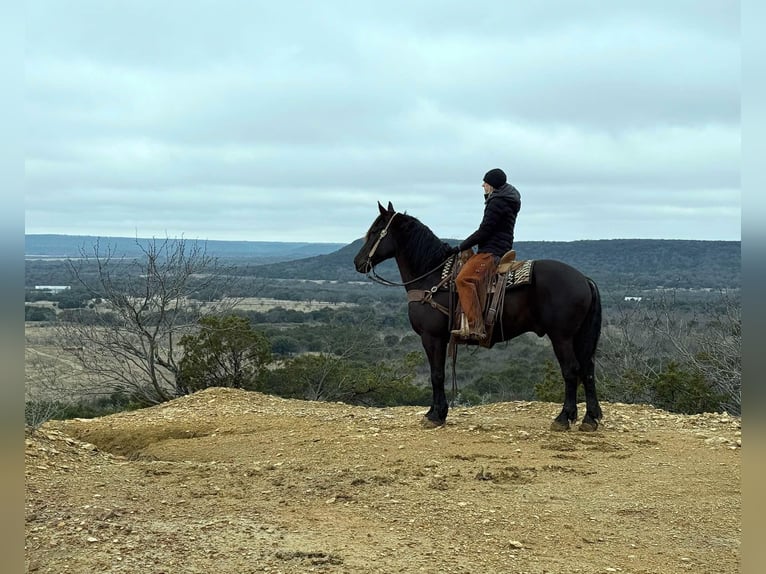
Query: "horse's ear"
387 201 395 212
378 201 387 216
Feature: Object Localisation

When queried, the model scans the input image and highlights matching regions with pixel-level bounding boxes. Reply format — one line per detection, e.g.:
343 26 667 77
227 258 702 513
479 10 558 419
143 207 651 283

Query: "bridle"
363 209 463 406
364 211 454 287
365 211 398 266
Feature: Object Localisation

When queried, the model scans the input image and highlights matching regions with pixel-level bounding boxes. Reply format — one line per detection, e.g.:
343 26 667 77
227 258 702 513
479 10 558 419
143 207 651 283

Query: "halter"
365 211 454 287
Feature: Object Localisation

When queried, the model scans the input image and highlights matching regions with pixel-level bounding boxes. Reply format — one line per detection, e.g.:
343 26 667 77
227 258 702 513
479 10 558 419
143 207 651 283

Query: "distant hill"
25 234 345 264
25 235 741 291
251 238 741 290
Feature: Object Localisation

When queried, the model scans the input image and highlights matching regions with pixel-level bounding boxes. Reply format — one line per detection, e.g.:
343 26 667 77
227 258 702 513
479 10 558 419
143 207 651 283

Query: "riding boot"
455 253 494 341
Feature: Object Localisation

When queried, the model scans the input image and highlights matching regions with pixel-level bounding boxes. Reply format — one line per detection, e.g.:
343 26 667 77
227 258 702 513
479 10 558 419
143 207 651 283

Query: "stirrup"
451 326 471 337
451 314 470 337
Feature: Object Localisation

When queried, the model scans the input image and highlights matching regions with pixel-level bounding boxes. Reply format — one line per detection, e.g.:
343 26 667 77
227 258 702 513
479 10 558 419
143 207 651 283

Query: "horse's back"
533 259 592 290
501 259 593 337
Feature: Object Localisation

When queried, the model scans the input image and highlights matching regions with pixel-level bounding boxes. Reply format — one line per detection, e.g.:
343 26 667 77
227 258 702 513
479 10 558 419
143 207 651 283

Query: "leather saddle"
452 249 527 348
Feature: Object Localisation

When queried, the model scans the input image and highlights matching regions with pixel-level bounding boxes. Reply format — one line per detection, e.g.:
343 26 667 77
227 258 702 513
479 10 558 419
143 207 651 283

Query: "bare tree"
263 316 399 404
58 237 240 404
24 354 74 432
598 290 741 414
648 290 741 414
301 319 384 402
597 297 666 404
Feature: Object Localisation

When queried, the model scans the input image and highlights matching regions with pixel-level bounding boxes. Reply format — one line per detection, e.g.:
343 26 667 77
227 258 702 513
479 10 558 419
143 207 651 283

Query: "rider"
448 168 521 339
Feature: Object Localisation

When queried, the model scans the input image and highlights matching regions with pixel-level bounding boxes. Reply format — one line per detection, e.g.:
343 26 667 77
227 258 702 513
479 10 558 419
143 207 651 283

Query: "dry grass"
226 296 356 313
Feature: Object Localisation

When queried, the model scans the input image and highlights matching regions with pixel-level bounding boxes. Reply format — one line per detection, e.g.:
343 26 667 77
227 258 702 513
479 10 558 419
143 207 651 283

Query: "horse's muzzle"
354 257 372 273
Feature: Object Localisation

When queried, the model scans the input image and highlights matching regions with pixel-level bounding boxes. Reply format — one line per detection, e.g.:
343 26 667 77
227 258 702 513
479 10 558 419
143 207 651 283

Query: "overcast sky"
25 1 740 244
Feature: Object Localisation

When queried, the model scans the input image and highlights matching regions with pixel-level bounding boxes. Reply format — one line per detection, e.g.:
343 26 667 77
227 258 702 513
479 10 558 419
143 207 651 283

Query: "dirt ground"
25 388 741 574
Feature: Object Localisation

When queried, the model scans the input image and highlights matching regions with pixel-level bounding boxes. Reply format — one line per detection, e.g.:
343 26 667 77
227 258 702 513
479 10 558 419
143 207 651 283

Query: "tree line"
24 238 741 430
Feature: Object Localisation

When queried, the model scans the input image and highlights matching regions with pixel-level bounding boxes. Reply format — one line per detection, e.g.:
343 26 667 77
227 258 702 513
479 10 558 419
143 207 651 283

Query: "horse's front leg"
421 333 449 426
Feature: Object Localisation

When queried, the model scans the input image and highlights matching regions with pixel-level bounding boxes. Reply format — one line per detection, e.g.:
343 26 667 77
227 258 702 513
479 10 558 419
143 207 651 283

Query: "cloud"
25 0 740 242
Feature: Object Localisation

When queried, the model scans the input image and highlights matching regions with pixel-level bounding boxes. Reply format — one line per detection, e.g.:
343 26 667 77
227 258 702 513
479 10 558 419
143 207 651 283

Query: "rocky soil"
25 388 741 573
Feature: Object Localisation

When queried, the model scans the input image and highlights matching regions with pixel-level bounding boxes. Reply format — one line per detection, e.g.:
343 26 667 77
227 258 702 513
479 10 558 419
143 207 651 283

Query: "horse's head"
354 201 399 273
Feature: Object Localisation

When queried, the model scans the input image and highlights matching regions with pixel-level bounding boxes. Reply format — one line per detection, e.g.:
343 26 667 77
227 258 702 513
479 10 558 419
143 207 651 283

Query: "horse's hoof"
421 417 445 429
578 420 599 432
550 420 570 432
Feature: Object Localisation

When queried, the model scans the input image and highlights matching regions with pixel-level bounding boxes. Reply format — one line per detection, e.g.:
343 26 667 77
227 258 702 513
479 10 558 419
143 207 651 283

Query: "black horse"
354 202 603 431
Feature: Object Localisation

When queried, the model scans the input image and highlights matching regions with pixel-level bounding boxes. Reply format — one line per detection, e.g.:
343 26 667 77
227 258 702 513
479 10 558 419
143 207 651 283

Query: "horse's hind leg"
549 336 579 431
579 357 603 432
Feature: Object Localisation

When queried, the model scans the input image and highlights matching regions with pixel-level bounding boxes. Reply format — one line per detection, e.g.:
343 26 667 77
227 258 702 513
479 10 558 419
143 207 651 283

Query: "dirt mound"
26 388 741 573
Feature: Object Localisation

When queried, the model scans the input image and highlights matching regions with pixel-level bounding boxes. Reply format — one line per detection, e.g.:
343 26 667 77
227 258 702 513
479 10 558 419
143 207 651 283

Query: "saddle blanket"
505 259 534 289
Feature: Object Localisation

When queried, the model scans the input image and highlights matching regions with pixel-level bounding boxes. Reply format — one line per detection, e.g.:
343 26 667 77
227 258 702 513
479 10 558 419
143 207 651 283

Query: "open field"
27 296 358 316
25 324 92 400
25 292 357 397
224 297 357 313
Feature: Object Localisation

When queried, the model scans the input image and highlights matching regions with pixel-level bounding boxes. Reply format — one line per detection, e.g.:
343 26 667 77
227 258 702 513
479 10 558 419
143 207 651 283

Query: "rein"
367 261 452 287
363 210 462 405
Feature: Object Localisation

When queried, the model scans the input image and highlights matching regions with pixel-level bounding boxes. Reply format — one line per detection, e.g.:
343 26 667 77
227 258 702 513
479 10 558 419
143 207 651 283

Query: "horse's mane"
395 212 453 272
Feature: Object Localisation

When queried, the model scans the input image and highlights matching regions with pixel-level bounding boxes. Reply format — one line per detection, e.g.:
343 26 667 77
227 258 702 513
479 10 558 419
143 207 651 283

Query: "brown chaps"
455 252 496 334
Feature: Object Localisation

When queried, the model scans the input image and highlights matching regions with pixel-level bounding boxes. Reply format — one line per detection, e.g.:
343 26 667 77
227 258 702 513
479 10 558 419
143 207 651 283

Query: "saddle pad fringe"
506 260 534 289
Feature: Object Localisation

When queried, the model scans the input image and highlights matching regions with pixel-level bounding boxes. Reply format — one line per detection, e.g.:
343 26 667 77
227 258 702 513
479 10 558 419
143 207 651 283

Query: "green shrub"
649 361 724 414
25 305 56 322
179 315 271 392
534 360 584 403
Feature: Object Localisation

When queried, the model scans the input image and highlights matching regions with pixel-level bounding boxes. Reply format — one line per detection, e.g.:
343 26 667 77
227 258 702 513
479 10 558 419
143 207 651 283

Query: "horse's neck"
392 252 422 285
392 230 445 288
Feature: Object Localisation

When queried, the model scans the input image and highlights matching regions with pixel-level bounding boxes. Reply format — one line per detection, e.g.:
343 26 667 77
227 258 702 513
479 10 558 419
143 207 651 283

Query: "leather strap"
485 273 508 332
407 289 451 316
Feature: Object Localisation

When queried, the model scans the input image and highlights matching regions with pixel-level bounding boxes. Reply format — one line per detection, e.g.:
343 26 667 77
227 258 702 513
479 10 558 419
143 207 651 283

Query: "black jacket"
458 183 521 257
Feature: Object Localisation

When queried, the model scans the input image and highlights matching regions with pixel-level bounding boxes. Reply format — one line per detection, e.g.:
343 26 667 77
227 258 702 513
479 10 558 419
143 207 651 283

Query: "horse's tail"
574 278 602 378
